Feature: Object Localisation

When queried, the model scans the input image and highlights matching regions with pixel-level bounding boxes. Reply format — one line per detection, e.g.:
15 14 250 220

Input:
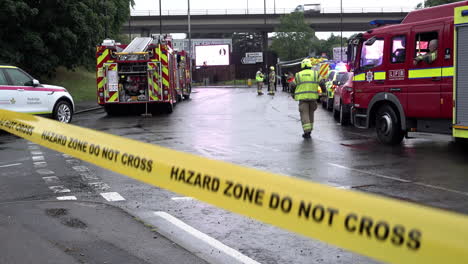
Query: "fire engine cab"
348 1 468 144
96 35 191 115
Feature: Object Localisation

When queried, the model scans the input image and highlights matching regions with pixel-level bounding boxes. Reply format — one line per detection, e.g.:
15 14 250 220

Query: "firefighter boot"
302 132 311 139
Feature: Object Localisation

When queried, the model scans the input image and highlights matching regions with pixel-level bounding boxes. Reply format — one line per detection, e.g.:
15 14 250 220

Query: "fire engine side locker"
453 6 468 138
104 63 119 103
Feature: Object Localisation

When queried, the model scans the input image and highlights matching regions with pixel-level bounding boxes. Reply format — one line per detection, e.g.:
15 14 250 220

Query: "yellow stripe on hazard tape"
1 109 468 264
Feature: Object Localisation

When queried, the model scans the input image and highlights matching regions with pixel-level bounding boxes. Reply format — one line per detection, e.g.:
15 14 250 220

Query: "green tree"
271 12 315 61
232 32 264 54
416 0 459 8
311 34 348 59
0 0 133 78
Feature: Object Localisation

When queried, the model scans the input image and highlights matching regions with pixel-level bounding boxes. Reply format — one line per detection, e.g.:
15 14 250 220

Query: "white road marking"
0 163 22 168
33 162 47 168
413 182 468 197
153 212 261 264
49 186 71 193
65 159 80 165
88 182 110 191
32 156 45 162
80 173 99 181
329 162 468 197
328 163 411 183
30 151 43 155
56 196 77 201
27 142 37 145
100 192 125 202
72 166 89 172
36 169 54 175
171 197 194 201
28 145 40 150
62 154 72 158
42 176 60 184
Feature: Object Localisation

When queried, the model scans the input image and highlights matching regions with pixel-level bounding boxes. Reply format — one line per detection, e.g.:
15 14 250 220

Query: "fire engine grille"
456 26 468 126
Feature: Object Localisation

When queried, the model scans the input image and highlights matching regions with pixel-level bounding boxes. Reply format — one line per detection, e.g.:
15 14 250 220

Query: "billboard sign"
195 44 230 66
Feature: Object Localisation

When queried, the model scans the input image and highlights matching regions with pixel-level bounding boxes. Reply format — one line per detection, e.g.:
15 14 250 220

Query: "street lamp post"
188 0 192 84
340 0 343 61
159 0 162 36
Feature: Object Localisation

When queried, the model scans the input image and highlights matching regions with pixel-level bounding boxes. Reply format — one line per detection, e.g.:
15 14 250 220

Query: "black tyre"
339 104 350 126
165 102 174 114
333 106 339 121
104 105 117 116
53 100 73 123
375 104 404 145
327 98 333 111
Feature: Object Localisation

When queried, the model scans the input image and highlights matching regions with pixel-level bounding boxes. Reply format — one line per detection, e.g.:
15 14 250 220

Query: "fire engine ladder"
121 37 153 60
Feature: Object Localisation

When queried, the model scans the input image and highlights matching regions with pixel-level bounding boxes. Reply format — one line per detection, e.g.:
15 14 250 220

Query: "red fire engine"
176 50 192 100
96 36 191 114
348 1 468 144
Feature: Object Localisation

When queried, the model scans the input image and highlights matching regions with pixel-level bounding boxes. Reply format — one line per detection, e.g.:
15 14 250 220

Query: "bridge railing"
131 7 413 16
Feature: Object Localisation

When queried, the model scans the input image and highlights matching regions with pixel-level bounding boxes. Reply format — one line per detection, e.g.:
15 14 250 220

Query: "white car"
0 65 74 123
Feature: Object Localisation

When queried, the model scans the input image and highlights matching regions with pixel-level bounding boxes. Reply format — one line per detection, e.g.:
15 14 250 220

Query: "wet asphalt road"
2 87 468 263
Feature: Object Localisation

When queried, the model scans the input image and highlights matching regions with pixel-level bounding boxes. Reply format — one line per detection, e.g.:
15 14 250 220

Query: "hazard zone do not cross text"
169 166 422 252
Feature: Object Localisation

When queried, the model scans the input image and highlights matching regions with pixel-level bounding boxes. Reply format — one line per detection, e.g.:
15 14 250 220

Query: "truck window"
360 38 384 69
414 31 438 61
391 36 406 63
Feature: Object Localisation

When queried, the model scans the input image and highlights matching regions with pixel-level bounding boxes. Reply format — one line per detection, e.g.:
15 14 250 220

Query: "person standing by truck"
291 58 319 139
255 68 264 95
268 66 276 95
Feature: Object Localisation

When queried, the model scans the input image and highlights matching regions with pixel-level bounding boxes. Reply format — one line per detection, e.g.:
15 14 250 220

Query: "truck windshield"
360 38 384 69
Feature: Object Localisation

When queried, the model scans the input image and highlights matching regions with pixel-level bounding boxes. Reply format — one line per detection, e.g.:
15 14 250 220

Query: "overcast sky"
132 0 423 39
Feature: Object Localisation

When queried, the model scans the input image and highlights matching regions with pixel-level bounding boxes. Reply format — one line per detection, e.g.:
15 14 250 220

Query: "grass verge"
44 67 95 104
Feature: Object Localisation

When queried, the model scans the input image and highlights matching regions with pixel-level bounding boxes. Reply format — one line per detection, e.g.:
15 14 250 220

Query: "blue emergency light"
462 10 468 16
369 20 402 26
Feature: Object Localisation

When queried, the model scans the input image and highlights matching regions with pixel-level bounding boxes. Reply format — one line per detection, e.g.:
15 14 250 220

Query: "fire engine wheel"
326 98 333 111
165 103 174 114
333 106 339 121
339 104 349 126
53 100 73 123
375 105 404 145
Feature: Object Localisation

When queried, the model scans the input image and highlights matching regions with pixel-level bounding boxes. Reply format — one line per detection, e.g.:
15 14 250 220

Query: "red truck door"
353 35 387 109
407 24 444 118
441 22 454 119
385 33 410 113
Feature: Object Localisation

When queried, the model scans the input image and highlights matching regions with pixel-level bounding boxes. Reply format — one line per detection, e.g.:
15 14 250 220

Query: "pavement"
0 201 206 264
2 87 468 263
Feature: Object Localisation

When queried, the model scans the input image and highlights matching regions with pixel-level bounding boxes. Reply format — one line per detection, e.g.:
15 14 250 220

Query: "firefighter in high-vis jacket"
291 58 319 139
256 68 264 95
268 66 276 95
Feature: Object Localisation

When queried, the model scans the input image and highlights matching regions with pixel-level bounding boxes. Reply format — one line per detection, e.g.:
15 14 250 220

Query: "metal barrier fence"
131 7 413 16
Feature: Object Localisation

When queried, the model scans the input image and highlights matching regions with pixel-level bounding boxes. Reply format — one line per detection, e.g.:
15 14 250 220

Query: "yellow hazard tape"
1 109 468 264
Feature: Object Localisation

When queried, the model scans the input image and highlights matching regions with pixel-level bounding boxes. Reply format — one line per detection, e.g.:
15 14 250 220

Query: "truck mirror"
365 37 377 46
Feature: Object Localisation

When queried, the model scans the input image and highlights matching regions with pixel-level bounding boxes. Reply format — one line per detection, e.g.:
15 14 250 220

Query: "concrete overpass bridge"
123 8 411 35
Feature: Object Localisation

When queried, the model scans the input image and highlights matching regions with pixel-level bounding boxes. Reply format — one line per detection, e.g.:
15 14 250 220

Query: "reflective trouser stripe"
302 123 313 131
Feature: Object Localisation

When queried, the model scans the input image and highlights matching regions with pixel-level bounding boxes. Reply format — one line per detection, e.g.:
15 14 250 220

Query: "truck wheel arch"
367 93 406 131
